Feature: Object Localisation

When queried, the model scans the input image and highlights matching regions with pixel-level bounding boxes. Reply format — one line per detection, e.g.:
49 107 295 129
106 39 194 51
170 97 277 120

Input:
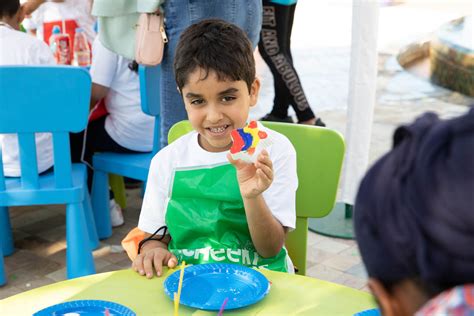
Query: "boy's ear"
249 77 260 108
368 278 404 316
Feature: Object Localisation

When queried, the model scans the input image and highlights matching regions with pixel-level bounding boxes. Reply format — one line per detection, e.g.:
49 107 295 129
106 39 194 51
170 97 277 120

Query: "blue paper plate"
354 308 381 316
33 299 136 316
164 263 270 311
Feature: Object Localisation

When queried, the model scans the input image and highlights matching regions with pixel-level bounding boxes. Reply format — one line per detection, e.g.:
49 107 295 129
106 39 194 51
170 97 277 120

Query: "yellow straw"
177 260 186 300
174 261 186 316
173 293 178 316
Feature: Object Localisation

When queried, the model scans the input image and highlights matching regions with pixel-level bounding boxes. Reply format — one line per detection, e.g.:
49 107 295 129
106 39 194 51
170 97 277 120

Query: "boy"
355 109 474 315
132 19 297 278
0 0 54 176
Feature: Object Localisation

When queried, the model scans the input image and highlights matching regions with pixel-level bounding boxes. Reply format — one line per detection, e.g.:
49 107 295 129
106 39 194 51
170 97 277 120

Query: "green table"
0 269 376 315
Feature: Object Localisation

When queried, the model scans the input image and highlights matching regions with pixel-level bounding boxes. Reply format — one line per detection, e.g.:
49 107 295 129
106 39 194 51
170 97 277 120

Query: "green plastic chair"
168 121 345 275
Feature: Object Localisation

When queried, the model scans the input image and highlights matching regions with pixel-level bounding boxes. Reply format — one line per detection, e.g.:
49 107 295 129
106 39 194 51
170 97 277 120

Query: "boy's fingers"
227 153 247 169
133 255 145 275
258 163 273 181
257 169 272 186
258 151 272 168
154 255 164 277
143 254 155 279
227 152 236 163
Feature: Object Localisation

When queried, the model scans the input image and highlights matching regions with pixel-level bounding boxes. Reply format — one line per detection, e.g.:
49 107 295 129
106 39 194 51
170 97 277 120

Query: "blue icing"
238 129 253 151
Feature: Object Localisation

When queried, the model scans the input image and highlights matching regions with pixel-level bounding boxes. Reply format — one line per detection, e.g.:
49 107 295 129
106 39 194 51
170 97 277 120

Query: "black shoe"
298 117 326 127
124 177 143 189
260 113 294 123
315 117 326 127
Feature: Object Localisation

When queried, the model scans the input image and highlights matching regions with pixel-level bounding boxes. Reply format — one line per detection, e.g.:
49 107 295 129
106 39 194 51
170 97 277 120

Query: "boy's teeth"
209 126 226 133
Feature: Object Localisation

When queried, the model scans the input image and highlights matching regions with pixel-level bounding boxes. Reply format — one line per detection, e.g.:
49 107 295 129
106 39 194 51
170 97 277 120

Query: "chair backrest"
168 121 345 275
0 65 91 190
138 65 161 154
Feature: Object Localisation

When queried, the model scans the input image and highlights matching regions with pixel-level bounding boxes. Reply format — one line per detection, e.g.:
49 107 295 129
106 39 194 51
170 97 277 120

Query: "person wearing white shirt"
0 0 55 177
22 0 96 45
70 37 155 227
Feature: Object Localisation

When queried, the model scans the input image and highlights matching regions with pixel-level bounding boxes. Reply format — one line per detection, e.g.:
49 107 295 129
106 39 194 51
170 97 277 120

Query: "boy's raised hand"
132 247 178 278
227 149 273 199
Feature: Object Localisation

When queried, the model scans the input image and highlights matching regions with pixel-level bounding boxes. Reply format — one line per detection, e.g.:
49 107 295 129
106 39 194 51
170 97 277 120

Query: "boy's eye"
221 96 236 102
191 98 204 105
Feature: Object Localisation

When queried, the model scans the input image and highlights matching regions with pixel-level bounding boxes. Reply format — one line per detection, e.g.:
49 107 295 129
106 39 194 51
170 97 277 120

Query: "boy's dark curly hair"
174 19 255 93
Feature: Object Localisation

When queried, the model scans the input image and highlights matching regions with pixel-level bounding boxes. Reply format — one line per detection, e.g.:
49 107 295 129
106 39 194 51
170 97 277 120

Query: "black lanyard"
137 225 168 254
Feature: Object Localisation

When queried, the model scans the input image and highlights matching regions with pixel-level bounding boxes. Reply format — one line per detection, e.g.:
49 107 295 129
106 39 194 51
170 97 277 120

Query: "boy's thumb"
227 153 245 169
167 256 178 268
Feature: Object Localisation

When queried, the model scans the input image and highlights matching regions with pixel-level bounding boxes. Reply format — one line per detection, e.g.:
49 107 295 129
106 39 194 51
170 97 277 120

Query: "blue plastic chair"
0 66 98 285
91 65 161 239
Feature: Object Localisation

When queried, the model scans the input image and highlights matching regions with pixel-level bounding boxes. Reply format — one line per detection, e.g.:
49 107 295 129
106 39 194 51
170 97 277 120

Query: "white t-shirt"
89 38 154 152
25 0 96 44
139 129 298 234
0 25 55 177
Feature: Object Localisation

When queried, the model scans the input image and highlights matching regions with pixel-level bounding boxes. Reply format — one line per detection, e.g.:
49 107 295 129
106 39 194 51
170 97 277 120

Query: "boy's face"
181 68 260 152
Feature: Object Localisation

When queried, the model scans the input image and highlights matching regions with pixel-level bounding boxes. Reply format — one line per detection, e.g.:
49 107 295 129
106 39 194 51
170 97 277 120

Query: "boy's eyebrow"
218 88 239 95
185 92 202 99
185 88 240 99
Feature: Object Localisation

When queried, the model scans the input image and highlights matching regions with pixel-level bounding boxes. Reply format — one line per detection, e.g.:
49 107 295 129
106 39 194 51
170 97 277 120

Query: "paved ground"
1 0 473 300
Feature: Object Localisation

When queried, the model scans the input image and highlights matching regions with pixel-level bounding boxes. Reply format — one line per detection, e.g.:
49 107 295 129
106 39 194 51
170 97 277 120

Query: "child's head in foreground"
0 0 24 29
355 109 474 316
174 19 260 153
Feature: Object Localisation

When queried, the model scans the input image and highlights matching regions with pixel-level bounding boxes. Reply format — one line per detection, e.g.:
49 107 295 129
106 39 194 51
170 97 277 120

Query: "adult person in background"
354 109 474 315
70 38 155 228
0 0 55 177
23 0 96 45
92 0 262 148
258 0 325 127
22 0 93 16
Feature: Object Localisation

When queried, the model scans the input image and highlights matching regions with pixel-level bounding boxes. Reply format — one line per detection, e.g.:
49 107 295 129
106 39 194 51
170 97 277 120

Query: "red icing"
248 121 257 128
257 131 268 139
230 129 244 154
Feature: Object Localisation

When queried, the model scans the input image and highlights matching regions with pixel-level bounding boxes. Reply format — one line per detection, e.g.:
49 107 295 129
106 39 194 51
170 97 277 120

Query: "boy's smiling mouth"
207 124 230 135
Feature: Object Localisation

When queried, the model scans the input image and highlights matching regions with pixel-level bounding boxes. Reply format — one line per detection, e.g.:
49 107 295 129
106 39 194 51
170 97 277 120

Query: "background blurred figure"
0 0 55 177
355 109 474 315
92 0 262 148
258 0 325 127
70 38 155 227
22 0 95 46
159 0 262 147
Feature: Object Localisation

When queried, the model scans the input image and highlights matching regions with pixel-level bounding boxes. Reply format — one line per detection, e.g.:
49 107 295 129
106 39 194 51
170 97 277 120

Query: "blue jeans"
160 0 262 147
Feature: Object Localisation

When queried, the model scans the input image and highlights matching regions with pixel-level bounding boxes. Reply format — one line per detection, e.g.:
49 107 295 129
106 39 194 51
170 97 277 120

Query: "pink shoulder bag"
135 11 168 66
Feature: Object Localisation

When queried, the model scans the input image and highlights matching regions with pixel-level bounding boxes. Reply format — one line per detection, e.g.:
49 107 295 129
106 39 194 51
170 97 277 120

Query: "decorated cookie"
229 121 271 163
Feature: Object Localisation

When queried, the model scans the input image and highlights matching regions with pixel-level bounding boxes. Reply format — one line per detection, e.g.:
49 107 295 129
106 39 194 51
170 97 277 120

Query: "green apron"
165 163 289 272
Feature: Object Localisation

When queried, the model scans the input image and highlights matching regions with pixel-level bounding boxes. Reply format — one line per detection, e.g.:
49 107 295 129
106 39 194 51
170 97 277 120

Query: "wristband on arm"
137 225 168 254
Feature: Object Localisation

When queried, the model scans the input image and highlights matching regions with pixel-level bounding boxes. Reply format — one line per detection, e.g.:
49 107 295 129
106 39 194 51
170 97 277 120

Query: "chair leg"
0 206 14 256
109 174 127 209
66 202 95 279
0 241 6 286
83 188 99 250
91 170 112 239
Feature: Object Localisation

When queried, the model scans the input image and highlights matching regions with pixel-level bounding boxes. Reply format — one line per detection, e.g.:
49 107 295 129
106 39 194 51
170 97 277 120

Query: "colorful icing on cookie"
230 121 268 156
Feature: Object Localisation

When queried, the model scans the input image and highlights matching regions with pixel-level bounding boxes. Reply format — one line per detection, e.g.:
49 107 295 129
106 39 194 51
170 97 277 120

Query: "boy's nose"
206 105 224 123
